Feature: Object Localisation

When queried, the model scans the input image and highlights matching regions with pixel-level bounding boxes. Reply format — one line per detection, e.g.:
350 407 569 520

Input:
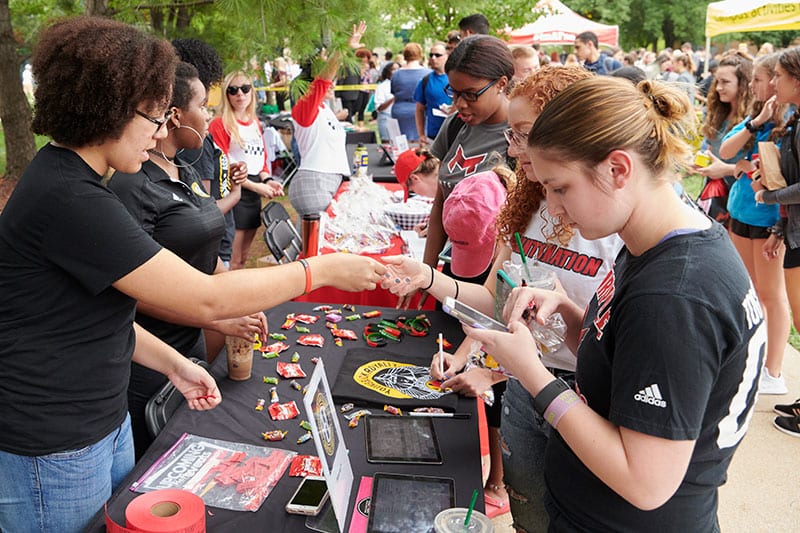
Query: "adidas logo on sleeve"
634 384 667 408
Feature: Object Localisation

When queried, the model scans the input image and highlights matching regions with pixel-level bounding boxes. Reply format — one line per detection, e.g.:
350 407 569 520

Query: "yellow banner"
706 0 800 38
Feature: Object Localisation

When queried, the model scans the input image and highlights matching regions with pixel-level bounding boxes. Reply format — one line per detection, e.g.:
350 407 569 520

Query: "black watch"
745 120 760 133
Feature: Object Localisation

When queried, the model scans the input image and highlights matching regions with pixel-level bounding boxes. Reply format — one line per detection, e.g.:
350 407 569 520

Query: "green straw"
464 488 479 529
514 232 532 283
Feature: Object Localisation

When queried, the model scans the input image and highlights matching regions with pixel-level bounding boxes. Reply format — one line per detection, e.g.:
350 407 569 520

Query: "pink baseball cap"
442 172 507 278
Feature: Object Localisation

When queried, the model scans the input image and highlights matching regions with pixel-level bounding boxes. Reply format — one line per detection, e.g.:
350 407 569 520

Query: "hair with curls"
172 38 223 90
445 35 514 82
403 43 423 62
31 16 176 147
702 51 753 141
495 66 593 246
219 71 256 148
775 47 800 137
529 77 695 182
171 62 200 110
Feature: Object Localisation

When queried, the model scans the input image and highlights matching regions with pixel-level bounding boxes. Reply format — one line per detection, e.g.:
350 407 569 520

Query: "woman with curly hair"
381 66 622 529
696 51 753 225
208 71 284 270
0 17 385 532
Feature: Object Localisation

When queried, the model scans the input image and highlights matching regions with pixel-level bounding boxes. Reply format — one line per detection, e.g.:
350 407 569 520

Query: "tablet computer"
367 473 455 533
365 415 442 464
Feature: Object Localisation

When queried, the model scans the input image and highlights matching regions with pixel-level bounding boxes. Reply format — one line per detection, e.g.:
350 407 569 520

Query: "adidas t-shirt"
545 223 764 531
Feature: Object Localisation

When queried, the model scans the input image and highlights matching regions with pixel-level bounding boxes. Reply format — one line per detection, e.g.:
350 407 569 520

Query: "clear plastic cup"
434 508 494 533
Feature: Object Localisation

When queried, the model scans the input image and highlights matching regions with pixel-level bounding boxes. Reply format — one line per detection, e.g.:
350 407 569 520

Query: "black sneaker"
773 399 800 417
773 415 800 438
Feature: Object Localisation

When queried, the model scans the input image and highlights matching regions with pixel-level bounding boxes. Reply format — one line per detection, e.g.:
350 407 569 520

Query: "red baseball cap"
394 149 425 184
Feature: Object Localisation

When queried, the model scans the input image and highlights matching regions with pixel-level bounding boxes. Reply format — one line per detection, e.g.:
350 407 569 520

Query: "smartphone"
443 297 508 332
285 476 329 516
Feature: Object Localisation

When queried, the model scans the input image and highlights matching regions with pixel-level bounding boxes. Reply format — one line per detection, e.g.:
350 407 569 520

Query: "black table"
345 130 377 145
345 143 397 182
88 302 483 532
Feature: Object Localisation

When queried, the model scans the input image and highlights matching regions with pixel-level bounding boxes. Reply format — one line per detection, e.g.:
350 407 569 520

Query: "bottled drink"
352 143 369 177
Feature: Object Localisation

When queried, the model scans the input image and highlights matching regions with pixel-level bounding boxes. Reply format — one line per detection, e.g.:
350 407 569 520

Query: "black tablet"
367 473 455 533
365 415 442 464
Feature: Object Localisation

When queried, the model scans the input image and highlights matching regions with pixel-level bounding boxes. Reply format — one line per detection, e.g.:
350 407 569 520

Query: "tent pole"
704 36 711 76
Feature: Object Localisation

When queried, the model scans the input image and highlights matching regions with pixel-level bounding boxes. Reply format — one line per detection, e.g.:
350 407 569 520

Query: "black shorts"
232 175 262 230
729 218 770 240
784 243 800 269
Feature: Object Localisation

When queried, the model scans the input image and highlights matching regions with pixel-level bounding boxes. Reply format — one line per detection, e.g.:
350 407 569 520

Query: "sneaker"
759 368 788 395
773 415 800 438
774 399 800 417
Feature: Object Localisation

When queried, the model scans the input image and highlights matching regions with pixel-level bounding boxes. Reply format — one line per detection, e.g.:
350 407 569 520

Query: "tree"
0 0 35 182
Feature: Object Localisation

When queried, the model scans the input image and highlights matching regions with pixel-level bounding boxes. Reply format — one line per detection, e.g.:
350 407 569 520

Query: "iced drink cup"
226 336 254 381
434 508 494 533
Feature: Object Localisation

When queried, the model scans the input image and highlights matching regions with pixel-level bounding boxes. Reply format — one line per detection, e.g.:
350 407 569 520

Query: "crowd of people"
3 10 800 533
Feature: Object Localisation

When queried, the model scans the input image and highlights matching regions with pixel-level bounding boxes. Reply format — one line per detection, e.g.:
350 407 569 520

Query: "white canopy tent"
507 0 619 48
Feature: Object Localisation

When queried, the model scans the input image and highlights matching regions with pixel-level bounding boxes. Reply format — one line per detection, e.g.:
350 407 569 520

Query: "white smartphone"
443 297 508 332
285 476 329 516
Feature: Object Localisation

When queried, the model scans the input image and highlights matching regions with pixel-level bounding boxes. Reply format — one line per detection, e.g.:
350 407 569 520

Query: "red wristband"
299 258 312 295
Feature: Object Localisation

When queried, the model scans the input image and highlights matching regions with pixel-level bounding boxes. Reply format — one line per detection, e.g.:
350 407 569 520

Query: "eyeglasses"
226 84 252 95
503 127 528 147
135 109 173 134
429 53 445 58
445 79 499 103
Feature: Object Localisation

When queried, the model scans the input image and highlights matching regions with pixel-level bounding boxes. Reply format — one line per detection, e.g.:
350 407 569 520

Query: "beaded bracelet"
543 389 581 428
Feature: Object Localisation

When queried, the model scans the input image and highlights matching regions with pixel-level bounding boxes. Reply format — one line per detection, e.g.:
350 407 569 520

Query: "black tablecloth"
345 144 397 182
87 302 482 532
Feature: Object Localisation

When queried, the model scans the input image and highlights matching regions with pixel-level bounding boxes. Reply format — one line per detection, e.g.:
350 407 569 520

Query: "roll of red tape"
106 489 206 533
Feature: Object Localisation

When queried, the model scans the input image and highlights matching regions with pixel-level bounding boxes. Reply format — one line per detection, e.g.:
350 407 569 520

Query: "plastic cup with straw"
514 232 532 284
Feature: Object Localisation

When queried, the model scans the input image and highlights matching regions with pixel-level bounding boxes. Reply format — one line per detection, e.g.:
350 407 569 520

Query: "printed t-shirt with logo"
544 223 764 530
510 204 623 371
429 114 508 199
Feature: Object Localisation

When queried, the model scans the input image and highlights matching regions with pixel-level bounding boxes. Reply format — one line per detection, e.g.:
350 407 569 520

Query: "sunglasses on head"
227 84 252 95
429 52 444 58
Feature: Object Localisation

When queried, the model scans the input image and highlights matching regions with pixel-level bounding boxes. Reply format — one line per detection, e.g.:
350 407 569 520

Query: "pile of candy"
322 178 397 254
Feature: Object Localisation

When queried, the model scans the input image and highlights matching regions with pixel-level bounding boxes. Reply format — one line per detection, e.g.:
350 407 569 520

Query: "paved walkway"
491 344 800 531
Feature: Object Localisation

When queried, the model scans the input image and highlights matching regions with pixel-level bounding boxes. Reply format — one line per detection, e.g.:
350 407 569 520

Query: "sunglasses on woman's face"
429 53 444 58
227 84 252 95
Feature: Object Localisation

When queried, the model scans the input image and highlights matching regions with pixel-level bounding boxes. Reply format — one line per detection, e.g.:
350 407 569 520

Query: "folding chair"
261 201 302 241
264 218 302 264
144 358 209 439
